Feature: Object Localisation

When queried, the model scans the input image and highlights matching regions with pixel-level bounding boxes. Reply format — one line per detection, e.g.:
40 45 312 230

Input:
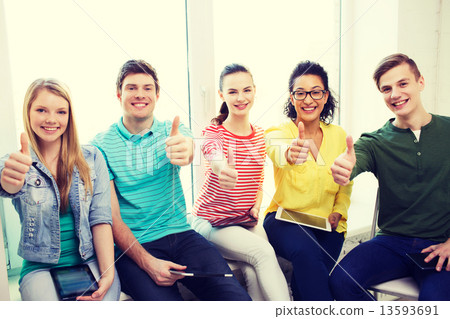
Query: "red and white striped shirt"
193 124 265 226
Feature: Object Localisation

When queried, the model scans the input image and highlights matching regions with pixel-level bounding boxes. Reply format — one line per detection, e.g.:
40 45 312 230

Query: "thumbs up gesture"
1 132 33 194
330 135 356 186
286 121 310 165
218 148 238 189
165 116 194 166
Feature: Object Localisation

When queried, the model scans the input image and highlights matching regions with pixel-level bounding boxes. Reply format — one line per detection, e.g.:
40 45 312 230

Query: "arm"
421 238 450 272
248 189 263 223
329 131 354 230
109 180 186 286
265 129 291 169
249 150 265 222
77 223 115 301
329 182 353 230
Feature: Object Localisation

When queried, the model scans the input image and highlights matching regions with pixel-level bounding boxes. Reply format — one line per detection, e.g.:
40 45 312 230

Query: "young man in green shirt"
329 53 450 301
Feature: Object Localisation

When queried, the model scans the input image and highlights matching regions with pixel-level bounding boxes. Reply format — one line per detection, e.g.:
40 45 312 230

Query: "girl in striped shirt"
189 64 290 300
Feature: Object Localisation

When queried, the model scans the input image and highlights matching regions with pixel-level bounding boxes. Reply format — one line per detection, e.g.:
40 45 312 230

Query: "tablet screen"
50 265 98 300
275 207 331 232
407 252 449 271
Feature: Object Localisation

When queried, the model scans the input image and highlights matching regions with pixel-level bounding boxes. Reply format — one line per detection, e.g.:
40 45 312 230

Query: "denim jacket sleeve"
84 145 112 227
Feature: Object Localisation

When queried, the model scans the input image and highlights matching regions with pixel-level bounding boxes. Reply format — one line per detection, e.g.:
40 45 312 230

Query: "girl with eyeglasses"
263 61 353 301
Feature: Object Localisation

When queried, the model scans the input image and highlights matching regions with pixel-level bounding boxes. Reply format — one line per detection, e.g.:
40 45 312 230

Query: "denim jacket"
0 145 112 264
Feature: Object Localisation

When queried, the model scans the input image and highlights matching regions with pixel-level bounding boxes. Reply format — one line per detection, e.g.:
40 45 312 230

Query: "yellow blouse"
265 121 353 233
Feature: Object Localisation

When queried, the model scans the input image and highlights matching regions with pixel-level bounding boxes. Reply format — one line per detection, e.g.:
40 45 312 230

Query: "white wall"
341 0 450 234
436 0 450 115
398 0 450 117
340 0 399 234
186 0 217 196
0 0 14 301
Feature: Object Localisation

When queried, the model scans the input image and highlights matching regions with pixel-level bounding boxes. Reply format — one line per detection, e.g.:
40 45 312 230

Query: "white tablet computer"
275 207 332 232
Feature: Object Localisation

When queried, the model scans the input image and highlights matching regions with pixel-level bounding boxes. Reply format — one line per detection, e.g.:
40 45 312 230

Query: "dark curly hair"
283 61 337 124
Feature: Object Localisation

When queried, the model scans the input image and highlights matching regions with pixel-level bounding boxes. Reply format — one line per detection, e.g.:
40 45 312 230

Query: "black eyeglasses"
291 90 327 101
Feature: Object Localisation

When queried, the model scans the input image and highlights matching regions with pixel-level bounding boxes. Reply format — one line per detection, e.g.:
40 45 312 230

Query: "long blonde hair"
23 78 92 212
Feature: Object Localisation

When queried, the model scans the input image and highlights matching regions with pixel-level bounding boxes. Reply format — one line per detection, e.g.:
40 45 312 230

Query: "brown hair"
23 78 92 212
116 59 160 95
373 53 421 90
212 63 254 125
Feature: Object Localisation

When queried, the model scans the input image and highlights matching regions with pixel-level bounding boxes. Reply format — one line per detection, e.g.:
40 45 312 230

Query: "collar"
117 117 158 142
387 114 435 133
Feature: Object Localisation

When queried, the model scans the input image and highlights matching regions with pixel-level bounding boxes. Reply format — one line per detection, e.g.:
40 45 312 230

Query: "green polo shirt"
351 114 450 242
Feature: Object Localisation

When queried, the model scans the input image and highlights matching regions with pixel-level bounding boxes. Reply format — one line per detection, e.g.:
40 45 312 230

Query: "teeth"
302 107 315 111
393 100 406 106
43 127 57 131
134 104 146 107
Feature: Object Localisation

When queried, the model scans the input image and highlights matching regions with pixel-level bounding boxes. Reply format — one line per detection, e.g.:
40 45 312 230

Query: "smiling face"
378 63 425 119
29 89 69 148
118 73 159 131
219 72 255 120
290 74 328 124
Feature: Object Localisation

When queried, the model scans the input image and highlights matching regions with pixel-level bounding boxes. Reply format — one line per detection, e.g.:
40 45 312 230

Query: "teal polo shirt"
91 117 192 244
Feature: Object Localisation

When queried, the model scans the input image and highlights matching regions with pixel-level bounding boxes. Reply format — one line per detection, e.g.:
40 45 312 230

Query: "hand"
142 255 187 286
1 132 32 194
218 148 238 189
421 239 450 272
328 212 342 230
165 116 193 166
330 135 356 186
76 271 115 301
244 205 259 228
286 121 309 165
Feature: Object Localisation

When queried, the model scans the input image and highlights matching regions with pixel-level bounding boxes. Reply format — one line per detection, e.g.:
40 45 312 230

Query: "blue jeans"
19 259 121 301
115 230 251 301
330 234 450 301
264 212 344 301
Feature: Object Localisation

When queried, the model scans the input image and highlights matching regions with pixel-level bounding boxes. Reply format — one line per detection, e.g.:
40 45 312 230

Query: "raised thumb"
298 121 306 140
20 132 30 156
227 147 235 168
170 116 180 137
345 135 355 158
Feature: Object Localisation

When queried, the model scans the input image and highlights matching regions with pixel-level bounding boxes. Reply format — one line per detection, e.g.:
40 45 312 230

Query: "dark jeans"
264 212 344 301
115 230 251 301
330 234 450 301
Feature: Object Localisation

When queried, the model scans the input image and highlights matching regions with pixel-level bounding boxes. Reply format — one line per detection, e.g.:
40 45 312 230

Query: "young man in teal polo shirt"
329 53 450 301
92 59 250 301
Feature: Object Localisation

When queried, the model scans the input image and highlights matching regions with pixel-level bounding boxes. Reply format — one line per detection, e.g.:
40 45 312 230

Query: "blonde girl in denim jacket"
0 79 120 301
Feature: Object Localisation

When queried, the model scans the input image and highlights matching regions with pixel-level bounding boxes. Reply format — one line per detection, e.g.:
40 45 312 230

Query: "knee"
329 266 344 291
329 265 352 296
289 245 321 266
247 241 278 266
